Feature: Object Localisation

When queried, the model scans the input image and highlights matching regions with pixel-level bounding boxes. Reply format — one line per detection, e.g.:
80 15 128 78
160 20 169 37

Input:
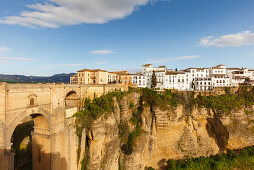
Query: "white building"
194 77 212 91
108 72 117 84
131 73 146 88
142 64 167 89
134 64 254 91
165 71 190 90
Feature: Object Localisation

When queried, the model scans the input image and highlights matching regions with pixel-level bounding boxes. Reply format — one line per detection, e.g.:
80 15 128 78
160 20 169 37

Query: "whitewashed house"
134 64 254 91
131 73 146 88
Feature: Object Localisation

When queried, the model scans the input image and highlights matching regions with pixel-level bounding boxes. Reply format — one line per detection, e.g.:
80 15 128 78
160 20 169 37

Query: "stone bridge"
0 83 128 170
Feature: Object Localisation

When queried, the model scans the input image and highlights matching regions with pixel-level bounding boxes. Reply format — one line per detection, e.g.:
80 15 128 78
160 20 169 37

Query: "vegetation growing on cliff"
140 88 183 109
120 88 184 155
74 91 128 166
74 86 254 167
165 146 254 170
74 91 127 130
121 101 142 155
195 87 254 114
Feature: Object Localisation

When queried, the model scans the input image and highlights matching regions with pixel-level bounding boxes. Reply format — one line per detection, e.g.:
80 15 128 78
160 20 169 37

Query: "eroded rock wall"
74 93 254 170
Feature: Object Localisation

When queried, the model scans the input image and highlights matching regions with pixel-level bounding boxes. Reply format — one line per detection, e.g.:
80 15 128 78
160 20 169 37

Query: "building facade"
140 64 254 91
74 69 108 85
70 64 254 91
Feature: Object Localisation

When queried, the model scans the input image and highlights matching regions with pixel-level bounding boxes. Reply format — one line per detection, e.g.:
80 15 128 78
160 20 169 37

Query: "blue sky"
0 0 254 76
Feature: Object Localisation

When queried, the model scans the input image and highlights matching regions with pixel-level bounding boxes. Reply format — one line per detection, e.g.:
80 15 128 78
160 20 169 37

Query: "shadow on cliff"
206 112 229 153
1 119 68 170
156 158 168 170
11 121 34 170
0 146 67 170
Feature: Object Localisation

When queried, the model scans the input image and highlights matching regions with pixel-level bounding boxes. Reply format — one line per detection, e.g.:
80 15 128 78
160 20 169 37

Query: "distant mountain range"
0 73 75 83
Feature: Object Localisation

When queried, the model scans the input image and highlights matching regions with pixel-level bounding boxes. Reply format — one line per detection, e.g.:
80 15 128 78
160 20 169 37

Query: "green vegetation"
120 88 184 155
166 146 254 170
151 70 157 89
74 91 128 165
120 111 142 155
195 87 254 114
81 157 89 170
74 91 128 130
75 88 186 157
129 101 134 109
12 121 33 170
140 88 183 109
75 86 254 166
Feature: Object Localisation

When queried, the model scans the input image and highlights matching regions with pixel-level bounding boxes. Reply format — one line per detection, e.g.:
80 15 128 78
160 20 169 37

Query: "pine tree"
151 70 157 89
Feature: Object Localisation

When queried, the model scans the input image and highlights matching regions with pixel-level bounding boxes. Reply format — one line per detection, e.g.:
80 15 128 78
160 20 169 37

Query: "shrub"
166 146 254 170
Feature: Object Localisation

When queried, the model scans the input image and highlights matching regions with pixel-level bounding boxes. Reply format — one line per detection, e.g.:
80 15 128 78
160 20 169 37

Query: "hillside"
0 73 75 83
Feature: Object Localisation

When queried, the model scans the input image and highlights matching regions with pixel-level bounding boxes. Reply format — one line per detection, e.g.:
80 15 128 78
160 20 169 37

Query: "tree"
151 70 157 89
175 68 178 71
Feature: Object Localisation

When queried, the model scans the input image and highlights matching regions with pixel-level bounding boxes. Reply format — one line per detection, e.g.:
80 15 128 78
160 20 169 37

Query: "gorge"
73 87 254 169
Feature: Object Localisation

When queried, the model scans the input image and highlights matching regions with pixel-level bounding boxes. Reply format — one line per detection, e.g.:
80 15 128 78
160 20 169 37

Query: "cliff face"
76 92 254 170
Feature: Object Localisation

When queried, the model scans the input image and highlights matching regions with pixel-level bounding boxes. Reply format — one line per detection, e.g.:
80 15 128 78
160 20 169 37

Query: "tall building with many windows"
70 64 253 91
75 69 108 85
138 64 254 91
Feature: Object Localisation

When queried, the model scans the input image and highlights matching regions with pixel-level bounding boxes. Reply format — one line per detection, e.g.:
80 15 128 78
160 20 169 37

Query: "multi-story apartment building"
75 69 108 85
139 64 254 91
142 64 167 88
70 74 78 84
164 71 188 90
108 72 117 84
70 64 253 91
131 73 146 88
110 71 132 85
71 69 134 85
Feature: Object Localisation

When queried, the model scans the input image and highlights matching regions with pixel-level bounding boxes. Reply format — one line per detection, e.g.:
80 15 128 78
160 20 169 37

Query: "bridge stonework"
0 83 128 170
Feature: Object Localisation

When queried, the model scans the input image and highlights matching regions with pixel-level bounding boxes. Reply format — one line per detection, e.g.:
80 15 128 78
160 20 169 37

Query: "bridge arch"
8 110 51 144
8 110 51 170
65 90 79 109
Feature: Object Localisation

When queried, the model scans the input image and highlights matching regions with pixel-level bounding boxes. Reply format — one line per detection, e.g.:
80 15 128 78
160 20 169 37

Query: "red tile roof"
77 69 107 72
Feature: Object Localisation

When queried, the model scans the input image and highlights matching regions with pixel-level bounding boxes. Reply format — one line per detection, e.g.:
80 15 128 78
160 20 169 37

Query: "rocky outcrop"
75 93 254 170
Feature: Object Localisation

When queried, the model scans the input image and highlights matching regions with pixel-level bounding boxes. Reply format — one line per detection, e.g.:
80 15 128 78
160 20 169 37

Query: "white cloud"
200 30 254 47
0 0 155 28
147 55 200 64
91 49 115 55
0 46 13 53
0 56 35 61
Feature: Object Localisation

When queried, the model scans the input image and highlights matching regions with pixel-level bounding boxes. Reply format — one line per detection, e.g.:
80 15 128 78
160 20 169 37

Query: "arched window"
30 98 35 106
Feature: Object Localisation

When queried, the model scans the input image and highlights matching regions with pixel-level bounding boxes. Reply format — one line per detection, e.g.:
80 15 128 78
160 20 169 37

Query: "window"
30 98 35 106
